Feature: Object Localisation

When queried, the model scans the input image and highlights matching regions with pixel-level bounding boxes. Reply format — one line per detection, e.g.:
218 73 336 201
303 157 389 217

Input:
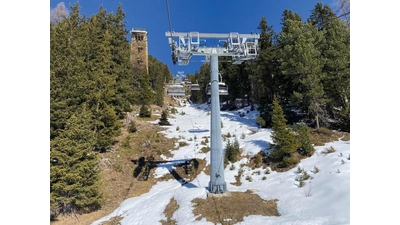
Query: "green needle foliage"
50 106 101 219
270 96 300 167
158 110 171 125
295 123 314 156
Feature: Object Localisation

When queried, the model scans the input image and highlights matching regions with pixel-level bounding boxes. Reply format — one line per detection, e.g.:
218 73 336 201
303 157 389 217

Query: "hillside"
51 96 350 225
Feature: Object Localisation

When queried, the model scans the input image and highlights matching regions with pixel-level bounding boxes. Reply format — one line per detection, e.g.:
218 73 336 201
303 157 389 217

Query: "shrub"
256 116 266 128
200 146 210 153
313 166 319 174
178 142 188 147
225 137 240 163
295 170 313 188
230 164 236 170
316 127 333 135
170 107 178 114
245 176 253 182
139 105 151 118
128 121 137 133
253 153 262 167
322 146 336 155
282 155 299 167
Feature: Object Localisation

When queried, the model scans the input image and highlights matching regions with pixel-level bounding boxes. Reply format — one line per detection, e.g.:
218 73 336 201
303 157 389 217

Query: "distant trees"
148 55 173 106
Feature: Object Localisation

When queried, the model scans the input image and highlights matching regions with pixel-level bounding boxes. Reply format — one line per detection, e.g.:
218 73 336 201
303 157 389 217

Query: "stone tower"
130 28 149 74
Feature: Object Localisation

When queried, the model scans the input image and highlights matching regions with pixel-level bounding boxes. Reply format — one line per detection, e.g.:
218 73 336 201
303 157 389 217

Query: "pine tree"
252 16 278 125
270 96 300 167
310 3 350 130
50 106 101 219
277 18 326 128
158 110 171 125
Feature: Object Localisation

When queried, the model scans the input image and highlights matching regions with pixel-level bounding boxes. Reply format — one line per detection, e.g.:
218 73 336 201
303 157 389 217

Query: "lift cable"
165 0 174 37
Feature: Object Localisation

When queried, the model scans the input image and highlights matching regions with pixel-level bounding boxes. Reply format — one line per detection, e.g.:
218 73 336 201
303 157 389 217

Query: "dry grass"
192 190 279 224
310 127 350 146
160 198 179 225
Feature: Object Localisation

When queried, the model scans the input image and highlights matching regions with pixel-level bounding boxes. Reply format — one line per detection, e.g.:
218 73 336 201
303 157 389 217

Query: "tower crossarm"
166 31 260 65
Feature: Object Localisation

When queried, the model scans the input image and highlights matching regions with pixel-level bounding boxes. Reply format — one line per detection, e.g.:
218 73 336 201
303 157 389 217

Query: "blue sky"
50 0 336 77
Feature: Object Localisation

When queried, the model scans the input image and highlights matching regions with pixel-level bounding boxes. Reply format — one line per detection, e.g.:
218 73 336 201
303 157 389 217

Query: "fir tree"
270 96 300 167
295 123 314 156
139 104 151 118
50 106 101 219
225 137 240 163
158 110 171 125
138 70 155 105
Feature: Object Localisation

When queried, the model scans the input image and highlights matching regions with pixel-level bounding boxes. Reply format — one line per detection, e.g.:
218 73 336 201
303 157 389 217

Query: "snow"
91 101 350 225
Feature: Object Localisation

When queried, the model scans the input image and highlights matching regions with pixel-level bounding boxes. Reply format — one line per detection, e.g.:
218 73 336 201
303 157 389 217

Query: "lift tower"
166 31 259 194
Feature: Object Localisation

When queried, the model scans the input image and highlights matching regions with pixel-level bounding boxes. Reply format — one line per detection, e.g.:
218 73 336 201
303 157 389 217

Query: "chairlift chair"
191 80 200 91
205 73 228 95
167 84 186 96
167 78 186 96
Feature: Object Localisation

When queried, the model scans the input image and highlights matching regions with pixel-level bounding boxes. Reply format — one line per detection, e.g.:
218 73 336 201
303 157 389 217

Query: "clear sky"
50 0 337 77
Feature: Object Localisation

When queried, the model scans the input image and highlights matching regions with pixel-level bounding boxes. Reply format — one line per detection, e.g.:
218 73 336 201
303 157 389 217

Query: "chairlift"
205 73 228 95
167 78 186 96
191 80 200 91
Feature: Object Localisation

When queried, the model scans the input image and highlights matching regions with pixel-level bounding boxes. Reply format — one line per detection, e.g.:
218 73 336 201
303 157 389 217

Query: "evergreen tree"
252 16 278 126
128 120 137 133
270 96 300 167
158 110 171 125
310 3 350 130
148 55 173 106
138 70 155 105
50 106 101 219
295 123 314 156
225 137 240 163
107 4 136 116
50 3 86 139
139 104 152 118
277 18 326 128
